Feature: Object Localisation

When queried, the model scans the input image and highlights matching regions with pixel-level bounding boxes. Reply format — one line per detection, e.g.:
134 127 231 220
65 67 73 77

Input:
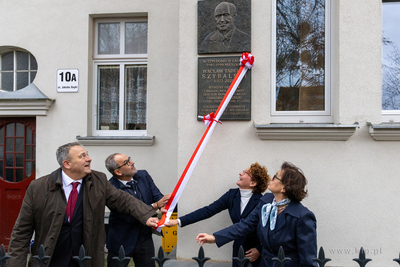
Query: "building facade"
0 0 399 266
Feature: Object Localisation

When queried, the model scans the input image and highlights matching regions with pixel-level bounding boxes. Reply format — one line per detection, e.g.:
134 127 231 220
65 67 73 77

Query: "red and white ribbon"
198 112 222 127
155 53 255 231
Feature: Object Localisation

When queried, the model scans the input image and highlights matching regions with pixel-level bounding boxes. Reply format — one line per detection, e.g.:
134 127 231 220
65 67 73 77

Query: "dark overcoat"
7 168 157 267
214 193 317 267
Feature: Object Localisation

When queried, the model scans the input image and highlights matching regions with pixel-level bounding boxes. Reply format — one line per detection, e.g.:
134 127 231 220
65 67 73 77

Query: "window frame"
92 18 148 137
0 49 37 92
270 0 332 123
381 0 400 122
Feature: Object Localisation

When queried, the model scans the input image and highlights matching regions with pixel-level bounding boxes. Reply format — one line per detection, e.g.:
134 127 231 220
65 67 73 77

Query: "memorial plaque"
198 0 251 54
198 56 251 120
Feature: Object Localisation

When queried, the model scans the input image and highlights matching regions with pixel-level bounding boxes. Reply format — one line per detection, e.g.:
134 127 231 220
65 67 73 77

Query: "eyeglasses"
272 174 282 182
243 170 252 178
78 152 89 159
116 157 133 169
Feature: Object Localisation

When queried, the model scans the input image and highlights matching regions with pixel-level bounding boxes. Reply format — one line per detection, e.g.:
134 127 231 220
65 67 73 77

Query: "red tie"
66 182 80 222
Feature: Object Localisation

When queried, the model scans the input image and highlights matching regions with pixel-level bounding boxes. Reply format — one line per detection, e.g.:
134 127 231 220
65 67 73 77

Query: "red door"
0 117 36 249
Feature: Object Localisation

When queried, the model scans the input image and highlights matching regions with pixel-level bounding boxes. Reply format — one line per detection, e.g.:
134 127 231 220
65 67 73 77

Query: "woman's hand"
196 233 216 245
164 219 178 227
245 248 261 262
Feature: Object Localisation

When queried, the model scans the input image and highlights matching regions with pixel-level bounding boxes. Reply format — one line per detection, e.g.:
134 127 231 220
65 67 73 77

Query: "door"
0 117 36 248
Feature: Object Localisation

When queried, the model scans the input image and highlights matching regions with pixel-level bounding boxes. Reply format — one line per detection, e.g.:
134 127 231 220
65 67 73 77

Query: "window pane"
0 127 4 144
5 139 14 152
125 22 148 54
17 72 29 90
382 2 400 110
26 146 31 160
125 65 147 130
6 123 14 137
26 162 31 177
6 169 13 182
98 23 120 55
6 154 13 167
0 161 3 178
276 0 325 111
16 154 23 167
16 169 23 182
30 54 38 70
26 127 32 144
30 71 37 83
16 123 24 137
15 138 23 152
1 72 13 91
0 147 3 160
16 51 29 70
1 51 13 71
98 65 120 130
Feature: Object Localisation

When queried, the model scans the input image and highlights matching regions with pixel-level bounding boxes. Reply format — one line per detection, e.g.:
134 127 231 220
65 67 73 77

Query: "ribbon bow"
198 112 222 127
240 52 255 69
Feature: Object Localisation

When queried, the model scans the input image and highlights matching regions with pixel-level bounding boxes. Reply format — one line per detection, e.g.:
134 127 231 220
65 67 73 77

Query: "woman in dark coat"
166 162 270 267
196 162 317 267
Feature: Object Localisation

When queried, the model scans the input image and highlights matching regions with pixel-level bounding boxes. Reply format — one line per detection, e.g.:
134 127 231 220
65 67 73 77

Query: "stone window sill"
367 122 400 141
76 135 155 146
254 123 359 141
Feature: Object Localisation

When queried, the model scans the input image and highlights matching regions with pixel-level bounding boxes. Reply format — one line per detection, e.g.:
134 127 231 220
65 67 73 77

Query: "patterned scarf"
261 198 291 230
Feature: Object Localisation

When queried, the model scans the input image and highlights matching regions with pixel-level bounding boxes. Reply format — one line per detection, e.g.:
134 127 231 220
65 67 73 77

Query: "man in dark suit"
105 153 170 267
7 142 159 267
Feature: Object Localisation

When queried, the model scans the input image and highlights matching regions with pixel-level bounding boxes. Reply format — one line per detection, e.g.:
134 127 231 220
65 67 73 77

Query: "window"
93 18 148 136
0 49 38 92
271 0 332 123
382 1 400 122
0 122 35 182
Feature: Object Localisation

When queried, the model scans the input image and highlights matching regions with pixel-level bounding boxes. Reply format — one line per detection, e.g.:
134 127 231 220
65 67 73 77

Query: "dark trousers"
107 237 155 267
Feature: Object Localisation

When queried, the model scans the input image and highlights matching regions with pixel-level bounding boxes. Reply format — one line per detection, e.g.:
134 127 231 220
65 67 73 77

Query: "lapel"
231 189 241 222
133 172 146 202
268 200 302 236
83 173 93 211
241 193 261 218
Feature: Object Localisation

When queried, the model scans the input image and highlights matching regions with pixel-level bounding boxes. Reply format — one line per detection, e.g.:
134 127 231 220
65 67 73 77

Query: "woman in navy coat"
196 162 317 267
166 162 270 267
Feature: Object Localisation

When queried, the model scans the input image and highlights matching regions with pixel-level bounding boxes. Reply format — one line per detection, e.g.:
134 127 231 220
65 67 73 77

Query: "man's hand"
164 219 179 227
156 194 171 209
146 217 159 228
245 248 261 262
196 233 216 245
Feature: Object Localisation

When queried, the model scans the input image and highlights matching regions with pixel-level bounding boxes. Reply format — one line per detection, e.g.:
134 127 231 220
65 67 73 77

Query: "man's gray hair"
105 153 121 175
215 2 237 16
56 142 81 167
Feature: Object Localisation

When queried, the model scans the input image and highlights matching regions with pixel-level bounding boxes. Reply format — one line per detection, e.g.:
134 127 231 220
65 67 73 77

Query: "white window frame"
92 18 148 137
270 0 332 123
382 0 400 123
0 49 37 92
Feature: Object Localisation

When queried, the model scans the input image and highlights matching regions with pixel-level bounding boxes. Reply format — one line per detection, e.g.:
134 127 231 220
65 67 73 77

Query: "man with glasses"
105 153 170 267
7 142 159 267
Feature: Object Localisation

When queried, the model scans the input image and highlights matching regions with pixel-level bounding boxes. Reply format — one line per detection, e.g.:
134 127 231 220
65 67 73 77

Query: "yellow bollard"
162 212 177 253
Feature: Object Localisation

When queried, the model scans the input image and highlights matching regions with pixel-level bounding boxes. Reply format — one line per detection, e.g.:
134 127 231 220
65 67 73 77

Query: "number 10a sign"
57 69 79 92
